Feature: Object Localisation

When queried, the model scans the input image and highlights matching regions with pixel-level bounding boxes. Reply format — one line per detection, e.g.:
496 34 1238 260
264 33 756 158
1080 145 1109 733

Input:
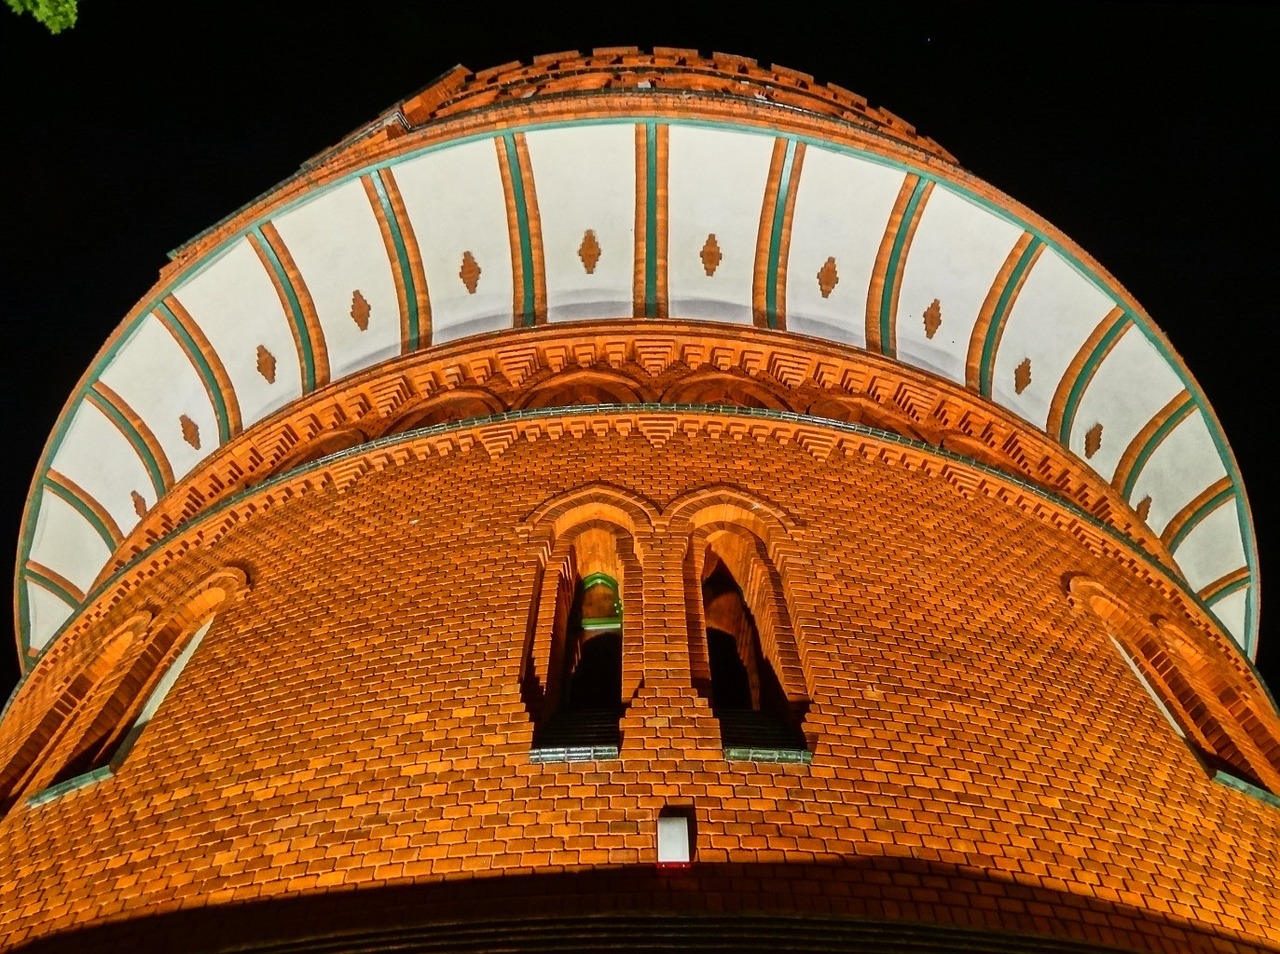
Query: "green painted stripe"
16 564 29 671
979 237 1043 397
1058 314 1132 443
1168 487 1235 556
24 566 80 611
41 477 117 553
1243 587 1255 657
764 139 798 329
580 571 619 592
155 303 232 444
86 390 167 497
645 123 660 317
1205 573 1250 606
1120 399 1196 500
368 171 421 350
252 226 316 391
17 114 1260 661
878 178 929 356
1213 769 1280 809
501 135 538 326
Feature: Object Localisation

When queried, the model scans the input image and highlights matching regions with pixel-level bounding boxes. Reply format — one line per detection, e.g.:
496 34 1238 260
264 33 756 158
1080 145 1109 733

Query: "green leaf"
4 0 78 34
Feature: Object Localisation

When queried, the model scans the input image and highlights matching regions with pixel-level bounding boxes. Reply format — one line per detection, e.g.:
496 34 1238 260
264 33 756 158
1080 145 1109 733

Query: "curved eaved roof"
14 49 1258 662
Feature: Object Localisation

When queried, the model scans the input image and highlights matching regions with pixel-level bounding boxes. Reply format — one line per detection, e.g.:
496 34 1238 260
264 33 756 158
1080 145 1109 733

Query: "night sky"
1 3 1277 697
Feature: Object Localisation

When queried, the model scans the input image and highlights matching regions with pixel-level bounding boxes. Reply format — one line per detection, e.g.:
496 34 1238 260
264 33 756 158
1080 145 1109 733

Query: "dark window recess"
702 556 807 755
532 574 623 759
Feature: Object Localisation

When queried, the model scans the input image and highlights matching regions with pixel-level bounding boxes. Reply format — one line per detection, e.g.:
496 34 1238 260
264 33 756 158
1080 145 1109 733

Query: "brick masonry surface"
1 416 1278 953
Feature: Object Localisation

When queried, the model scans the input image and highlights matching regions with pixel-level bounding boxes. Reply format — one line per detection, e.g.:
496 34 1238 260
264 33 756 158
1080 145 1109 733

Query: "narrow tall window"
700 546 806 758
37 617 215 800
532 567 624 759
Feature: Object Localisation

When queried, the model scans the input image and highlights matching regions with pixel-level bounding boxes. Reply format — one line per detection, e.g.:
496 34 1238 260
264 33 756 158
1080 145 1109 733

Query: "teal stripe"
368 172 420 350
1243 587 1255 657
645 123 659 318
154 303 232 444
1120 400 1195 500
24 567 80 610
764 140 798 329
87 391 166 497
1206 574 1250 606
879 178 929 356
16 566 29 670
501 135 538 326
1058 314 1131 443
1168 488 1235 556
252 227 316 391
979 237 1043 397
41 478 117 553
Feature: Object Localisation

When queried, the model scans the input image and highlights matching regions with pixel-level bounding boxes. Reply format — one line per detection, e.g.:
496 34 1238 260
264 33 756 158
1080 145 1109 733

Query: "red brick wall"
1 409 1277 952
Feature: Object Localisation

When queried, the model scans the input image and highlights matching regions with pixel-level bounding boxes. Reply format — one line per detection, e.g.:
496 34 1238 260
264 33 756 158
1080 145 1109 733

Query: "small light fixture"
656 806 694 869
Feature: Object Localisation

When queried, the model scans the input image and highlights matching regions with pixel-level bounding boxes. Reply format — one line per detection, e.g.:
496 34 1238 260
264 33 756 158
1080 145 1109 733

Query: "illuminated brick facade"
2 52 1278 953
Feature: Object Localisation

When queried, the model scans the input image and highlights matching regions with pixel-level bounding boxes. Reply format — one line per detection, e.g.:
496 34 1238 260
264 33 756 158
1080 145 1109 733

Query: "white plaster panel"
172 237 303 428
1209 587 1249 650
668 125 775 324
1172 499 1247 593
26 581 75 652
895 186 1024 384
272 178 402 378
1069 326 1185 482
97 312 218 481
392 138 514 344
50 402 152 538
525 125 635 322
784 147 904 347
1127 411 1227 536
27 491 113 596
135 618 214 727
992 248 1116 427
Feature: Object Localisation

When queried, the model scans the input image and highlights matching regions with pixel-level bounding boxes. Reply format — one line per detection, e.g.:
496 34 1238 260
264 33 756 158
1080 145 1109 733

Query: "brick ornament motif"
700 235 722 277
350 290 371 331
460 251 482 294
130 491 147 519
816 257 838 299
256 345 277 384
1085 422 1103 459
1014 357 1032 395
923 299 942 339
578 230 601 274
179 414 200 450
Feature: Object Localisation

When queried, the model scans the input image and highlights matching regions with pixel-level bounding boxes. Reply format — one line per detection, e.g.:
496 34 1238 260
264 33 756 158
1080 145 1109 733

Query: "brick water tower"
2 50 1278 953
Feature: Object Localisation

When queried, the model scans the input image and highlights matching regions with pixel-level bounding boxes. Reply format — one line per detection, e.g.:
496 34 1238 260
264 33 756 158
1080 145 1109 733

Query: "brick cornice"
102 324 1169 585
43 405 1235 698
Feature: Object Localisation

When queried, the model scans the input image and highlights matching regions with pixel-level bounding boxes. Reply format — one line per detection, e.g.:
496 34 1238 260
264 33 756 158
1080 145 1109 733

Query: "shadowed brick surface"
1 416 1277 952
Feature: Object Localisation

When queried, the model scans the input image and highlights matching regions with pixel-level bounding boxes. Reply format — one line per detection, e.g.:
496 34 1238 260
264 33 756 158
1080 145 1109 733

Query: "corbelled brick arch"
520 487 657 742
82 325 1181 594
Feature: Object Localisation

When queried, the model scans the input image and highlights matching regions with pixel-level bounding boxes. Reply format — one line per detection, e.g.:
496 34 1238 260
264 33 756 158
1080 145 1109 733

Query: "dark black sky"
1 3 1277 697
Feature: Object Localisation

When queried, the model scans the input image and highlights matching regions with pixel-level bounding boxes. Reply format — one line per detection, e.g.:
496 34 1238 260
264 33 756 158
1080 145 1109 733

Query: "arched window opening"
0 619 143 813
531 533 629 760
42 617 216 796
1073 577 1280 796
700 546 806 757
